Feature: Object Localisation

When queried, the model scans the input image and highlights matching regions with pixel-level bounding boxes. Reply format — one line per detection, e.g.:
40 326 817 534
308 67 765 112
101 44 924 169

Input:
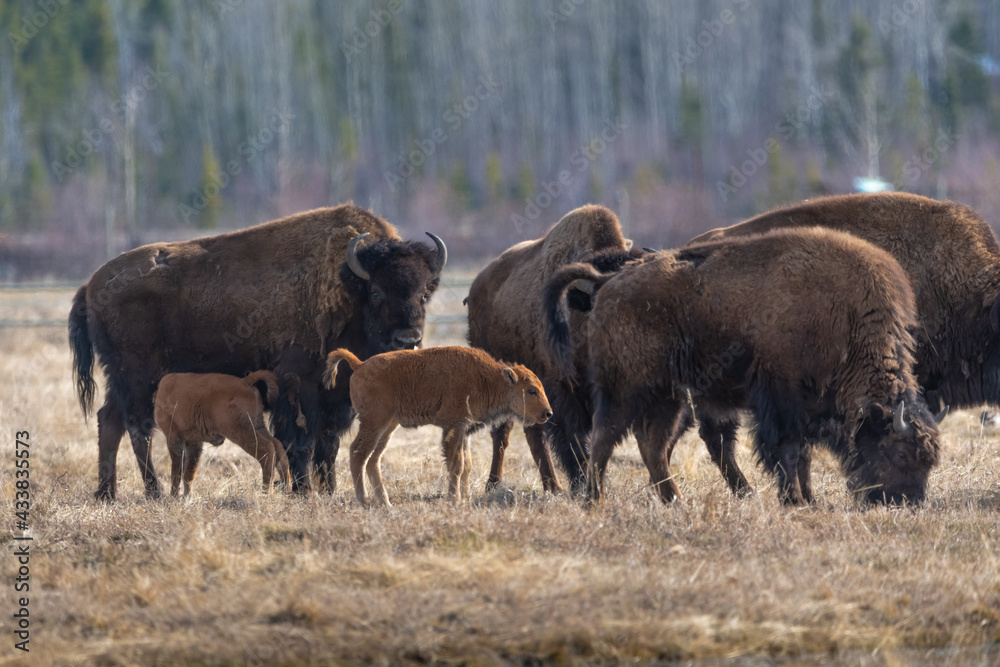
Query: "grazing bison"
325 346 552 506
466 204 637 493
545 227 940 506
154 371 291 496
69 204 446 500
684 192 993 494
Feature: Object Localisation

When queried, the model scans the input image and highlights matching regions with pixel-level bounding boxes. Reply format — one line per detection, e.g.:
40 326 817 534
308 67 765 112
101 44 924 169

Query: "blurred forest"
1 0 1000 278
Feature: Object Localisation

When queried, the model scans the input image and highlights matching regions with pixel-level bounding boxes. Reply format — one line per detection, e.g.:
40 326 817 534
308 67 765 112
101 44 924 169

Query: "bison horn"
347 233 371 281
893 401 908 434
569 278 595 296
571 249 592 263
934 405 949 424
426 232 447 273
642 247 659 254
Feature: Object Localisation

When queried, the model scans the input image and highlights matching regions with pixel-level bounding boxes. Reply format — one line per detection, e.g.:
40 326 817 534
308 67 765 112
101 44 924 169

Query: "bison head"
340 232 446 354
845 398 940 505
504 364 553 425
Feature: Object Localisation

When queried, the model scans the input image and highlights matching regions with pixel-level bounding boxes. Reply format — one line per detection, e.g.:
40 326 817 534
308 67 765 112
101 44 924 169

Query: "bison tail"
244 370 280 404
542 263 612 380
324 348 363 389
69 285 96 418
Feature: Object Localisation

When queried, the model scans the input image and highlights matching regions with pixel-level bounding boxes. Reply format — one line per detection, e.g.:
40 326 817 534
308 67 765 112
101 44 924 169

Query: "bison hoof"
93 488 115 502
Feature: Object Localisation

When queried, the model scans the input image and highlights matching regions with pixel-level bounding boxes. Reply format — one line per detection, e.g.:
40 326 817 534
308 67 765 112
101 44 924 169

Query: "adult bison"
69 204 446 500
684 192 995 495
466 204 638 493
545 228 940 506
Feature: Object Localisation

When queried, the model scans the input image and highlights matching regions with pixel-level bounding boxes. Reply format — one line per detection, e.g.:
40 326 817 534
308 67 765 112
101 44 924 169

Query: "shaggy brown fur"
154 371 291 496
69 204 445 500
546 227 940 506
466 204 633 493
325 346 552 506
684 192 998 495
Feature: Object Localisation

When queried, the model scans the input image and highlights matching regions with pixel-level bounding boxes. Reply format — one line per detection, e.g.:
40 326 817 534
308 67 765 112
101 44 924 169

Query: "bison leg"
462 437 473 501
697 412 752 497
586 424 623 504
524 425 562 494
164 429 185 497
313 399 354 494
95 400 126 501
271 434 292 490
797 444 814 504
544 384 591 494
228 421 282 492
441 426 468 503
635 402 688 503
772 438 808 506
485 420 513 492
180 442 204 497
349 419 388 507
126 415 162 500
365 421 398 507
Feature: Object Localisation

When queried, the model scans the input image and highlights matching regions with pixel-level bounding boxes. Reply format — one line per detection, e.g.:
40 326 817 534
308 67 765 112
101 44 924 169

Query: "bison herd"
68 192 1000 508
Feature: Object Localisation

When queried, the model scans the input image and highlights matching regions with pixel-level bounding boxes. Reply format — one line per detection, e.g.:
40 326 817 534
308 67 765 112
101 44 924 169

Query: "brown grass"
1 284 999 666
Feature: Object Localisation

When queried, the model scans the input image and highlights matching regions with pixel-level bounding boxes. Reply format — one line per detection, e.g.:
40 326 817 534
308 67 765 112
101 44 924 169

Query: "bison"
69 204 446 500
466 204 637 493
324 346 552 506
683 192 992 495
545 227 940 506
153 371 291 496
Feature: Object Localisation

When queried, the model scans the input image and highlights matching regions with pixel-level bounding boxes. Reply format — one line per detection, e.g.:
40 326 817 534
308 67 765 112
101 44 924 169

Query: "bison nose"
544 410 553 420
394 333 422 349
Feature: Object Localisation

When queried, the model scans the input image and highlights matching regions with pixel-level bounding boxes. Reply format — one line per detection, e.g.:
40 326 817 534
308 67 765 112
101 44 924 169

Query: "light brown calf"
154 371 291 496
324 346 552 506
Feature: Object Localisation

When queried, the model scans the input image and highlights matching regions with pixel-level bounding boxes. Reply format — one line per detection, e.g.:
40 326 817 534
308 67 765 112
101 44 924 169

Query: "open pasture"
1 284 999 665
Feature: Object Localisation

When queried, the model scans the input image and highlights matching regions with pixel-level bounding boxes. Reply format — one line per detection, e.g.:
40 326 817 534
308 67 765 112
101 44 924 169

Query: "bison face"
504 365 553 425
847 400 940 505
341 233 446 355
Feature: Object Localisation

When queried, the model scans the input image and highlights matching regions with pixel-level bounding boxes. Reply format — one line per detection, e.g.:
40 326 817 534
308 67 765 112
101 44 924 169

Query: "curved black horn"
893 401 908 434
346 233 371 281
426 232 447 273
934 405 950 424
642 247 659 254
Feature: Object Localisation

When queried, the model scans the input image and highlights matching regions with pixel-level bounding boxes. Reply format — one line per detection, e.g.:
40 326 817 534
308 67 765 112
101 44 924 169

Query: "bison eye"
420 291 430 304
527 388 538 396
897 450 906 460
370 289 382 304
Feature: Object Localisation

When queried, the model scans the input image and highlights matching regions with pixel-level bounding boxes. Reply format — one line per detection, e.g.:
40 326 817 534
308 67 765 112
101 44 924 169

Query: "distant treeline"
1 0 999 277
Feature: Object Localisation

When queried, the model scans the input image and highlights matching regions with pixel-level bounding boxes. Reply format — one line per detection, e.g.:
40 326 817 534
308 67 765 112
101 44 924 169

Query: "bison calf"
324 346 553 506
154 371 291 496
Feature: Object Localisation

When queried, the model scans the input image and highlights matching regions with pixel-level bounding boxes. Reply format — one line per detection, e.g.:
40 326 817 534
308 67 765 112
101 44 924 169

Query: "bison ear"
503 367 518 385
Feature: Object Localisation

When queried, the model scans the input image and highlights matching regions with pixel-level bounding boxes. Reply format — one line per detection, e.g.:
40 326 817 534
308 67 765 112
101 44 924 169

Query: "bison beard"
545 227 940 506
69 204 445 500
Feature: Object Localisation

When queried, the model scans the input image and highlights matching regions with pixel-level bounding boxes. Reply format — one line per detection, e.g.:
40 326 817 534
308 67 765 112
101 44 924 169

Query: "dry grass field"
1 283 999 666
